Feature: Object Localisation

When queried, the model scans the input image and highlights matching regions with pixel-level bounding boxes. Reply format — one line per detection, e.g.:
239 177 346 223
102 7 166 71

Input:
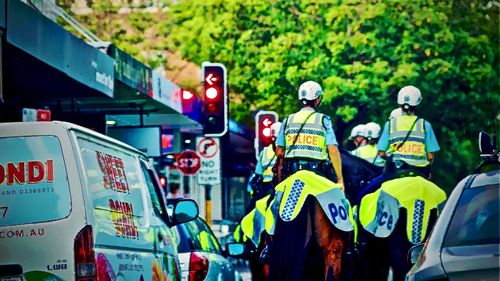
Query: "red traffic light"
182 89 194 100
262 127 272 137
255 111 279 160
202 63 228 136
205 87 219 100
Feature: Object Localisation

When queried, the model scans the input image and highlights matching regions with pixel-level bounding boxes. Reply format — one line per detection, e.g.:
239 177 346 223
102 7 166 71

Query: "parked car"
171 215 242 281
406 131 499 281
0 121 198 281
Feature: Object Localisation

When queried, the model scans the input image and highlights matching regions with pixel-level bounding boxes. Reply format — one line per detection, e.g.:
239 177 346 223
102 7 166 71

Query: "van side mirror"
170 199 199 226
408 243 424 264
478 131 494 155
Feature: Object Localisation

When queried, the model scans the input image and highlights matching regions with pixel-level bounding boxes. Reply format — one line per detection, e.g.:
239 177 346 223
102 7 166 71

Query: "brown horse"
267 168 361 281
269 195 348 281
240 149 380 281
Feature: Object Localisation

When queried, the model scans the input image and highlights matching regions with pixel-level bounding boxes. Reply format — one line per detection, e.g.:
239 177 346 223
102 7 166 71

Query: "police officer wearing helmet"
352 122 386 167
389 108 403 120
377 85 440 178
349 124 368 149
275 81 344 187
247 122 282 201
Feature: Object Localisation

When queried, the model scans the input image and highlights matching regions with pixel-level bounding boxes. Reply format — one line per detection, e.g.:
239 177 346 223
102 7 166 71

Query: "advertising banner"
152 71 182 113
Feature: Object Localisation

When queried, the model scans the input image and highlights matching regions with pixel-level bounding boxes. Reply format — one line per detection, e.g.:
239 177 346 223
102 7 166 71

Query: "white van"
0 121 198 281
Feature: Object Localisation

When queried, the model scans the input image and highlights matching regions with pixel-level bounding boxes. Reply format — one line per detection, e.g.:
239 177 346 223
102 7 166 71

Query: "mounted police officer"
275 81 344 188
377 85 440 178
349 124 368 151
248 122 282 199
352 122 385 167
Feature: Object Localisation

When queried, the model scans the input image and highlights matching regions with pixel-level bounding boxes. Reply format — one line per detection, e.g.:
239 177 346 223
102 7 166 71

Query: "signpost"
176 150 201 176
196 137 221 185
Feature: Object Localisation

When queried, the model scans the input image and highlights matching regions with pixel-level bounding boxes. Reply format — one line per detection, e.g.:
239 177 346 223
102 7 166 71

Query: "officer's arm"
275 119 287 158
327 145 344 186
427 152 434 164
276 146 285 158
378 151 387 159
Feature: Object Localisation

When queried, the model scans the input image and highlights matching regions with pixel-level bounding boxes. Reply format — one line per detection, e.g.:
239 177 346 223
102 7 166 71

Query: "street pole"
205 184 212 226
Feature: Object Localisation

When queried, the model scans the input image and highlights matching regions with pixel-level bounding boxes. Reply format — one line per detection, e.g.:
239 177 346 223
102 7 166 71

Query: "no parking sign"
196 137 221 185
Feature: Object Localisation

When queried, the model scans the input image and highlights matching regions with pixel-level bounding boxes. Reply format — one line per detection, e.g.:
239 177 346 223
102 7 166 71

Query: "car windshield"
443 184 499 247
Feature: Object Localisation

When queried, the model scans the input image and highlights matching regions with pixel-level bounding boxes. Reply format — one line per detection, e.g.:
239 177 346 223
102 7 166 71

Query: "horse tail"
269 196 324 281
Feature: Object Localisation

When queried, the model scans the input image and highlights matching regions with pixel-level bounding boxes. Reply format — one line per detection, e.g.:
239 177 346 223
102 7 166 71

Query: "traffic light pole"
205 184 212 226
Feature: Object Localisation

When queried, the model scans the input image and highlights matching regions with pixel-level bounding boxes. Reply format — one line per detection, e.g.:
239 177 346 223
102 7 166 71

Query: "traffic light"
255 110 278 160
201 62 228 136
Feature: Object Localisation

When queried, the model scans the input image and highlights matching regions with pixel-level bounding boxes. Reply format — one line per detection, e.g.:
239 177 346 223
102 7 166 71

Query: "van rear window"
0 136 71 226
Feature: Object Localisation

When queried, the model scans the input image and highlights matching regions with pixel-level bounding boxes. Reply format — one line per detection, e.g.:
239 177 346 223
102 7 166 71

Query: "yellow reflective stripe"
233 225 241 242
241 210 256 245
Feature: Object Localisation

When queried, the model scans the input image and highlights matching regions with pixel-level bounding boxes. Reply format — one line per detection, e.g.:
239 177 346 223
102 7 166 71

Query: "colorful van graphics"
0 136 71 227
0 122 181 281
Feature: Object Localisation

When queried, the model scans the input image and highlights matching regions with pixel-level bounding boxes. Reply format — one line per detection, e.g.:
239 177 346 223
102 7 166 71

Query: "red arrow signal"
205 73 218 85
263 118 273 127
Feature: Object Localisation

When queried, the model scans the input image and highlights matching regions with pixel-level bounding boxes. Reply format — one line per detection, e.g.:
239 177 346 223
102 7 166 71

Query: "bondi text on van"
0 160 54 186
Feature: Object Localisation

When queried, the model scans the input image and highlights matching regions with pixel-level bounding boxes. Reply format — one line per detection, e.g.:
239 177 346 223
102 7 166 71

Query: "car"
406 131 499 281
0 121 198 281
172 215 243 281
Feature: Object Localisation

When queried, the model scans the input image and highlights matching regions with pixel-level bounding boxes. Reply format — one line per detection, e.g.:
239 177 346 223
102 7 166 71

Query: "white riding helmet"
397 85 422 106
270 122 282 137
298 81 323 101
365 122 381 139
349 124 367 139
389 108 403 119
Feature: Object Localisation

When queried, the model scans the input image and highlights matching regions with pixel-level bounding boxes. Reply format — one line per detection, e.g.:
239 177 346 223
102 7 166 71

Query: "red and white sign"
22 108 51 122
196 137 221 185
176 150 201 175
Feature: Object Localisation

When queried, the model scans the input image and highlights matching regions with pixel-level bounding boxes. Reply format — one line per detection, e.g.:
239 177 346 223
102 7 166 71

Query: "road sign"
196 137 221 185
176 150 201 175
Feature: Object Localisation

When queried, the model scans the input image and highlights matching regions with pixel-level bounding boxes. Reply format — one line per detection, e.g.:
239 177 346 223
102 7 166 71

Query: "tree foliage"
165 0 499 189
58 0 498 190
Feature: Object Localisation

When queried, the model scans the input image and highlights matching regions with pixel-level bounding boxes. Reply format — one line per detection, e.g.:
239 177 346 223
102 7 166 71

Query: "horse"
267 150 382 281
244 148 444 281
356 175 446 281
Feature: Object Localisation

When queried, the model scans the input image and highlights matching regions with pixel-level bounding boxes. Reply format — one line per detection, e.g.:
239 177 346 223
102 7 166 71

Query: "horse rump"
269 196 325 281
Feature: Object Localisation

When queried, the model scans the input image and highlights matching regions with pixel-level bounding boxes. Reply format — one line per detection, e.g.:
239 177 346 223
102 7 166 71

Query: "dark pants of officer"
280 158 337 182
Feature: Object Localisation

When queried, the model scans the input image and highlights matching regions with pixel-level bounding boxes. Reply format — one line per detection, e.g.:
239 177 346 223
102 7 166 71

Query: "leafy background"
59 0 499 191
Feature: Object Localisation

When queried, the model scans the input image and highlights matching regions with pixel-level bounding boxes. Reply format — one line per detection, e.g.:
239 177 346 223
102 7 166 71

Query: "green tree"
165 0 498 190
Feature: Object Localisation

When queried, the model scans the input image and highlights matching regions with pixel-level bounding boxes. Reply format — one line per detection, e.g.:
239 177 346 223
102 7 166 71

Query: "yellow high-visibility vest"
389 115 428 167
352 144 385 167
284 111 327 160
260 145 277 182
